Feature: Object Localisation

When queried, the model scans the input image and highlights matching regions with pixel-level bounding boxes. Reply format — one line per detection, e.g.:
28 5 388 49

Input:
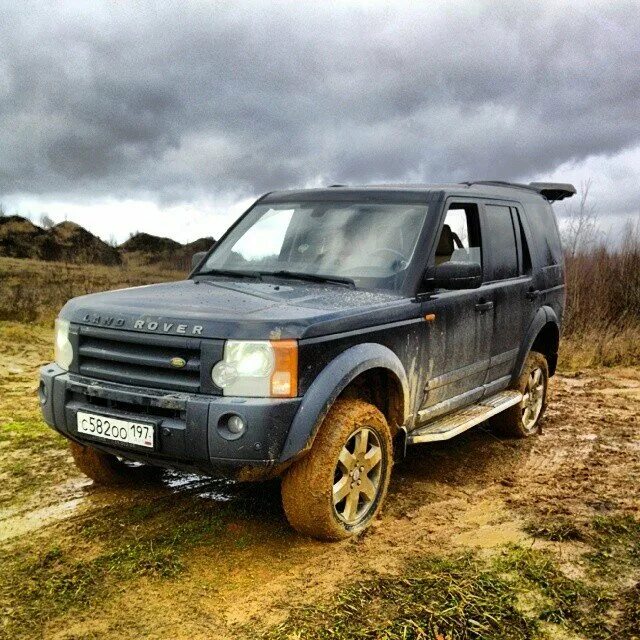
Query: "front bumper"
39 364 301 479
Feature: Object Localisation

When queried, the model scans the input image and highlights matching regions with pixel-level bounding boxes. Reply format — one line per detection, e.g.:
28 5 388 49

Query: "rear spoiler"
466 181 577 202
528 182 576 201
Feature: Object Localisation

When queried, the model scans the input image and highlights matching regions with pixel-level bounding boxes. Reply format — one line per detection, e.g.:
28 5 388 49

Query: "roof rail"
464 180 576 201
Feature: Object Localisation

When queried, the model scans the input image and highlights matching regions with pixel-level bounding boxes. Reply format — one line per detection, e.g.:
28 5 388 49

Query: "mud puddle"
0 470 237 544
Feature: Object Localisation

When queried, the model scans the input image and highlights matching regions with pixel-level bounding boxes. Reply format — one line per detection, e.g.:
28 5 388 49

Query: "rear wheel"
69 441 153 485
281 398 392 540
492 351 549 437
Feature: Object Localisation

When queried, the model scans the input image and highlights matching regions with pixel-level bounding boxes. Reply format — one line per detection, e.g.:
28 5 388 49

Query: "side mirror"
433 261 482 290
191 251 207 271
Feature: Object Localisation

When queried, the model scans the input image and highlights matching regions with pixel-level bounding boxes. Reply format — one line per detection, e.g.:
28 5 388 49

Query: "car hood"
60 278 416 340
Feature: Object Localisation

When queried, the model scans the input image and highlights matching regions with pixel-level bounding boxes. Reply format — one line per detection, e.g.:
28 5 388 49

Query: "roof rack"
464 181 576 201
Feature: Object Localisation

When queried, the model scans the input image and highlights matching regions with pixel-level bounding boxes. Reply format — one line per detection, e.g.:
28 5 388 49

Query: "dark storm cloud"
1 0 640 206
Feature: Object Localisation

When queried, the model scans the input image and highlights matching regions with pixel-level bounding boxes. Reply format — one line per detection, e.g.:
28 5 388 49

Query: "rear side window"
513 207 532 274
525 201 563 266
483 204 518 280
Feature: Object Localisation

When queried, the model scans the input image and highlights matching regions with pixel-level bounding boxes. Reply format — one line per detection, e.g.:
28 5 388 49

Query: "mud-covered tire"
69 441 140 485
491 351 549 438
281 398 393 541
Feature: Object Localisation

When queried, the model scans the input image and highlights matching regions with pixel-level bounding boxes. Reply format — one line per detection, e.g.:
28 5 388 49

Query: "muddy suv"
40 181 574 540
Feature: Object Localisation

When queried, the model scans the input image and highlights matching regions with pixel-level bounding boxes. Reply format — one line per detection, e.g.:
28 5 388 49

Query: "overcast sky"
1 0 639 243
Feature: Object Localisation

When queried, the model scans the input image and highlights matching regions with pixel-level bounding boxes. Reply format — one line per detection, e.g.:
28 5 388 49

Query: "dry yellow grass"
560 326 640 370
562 227 640 368
0 256 183 324
1 249 639 368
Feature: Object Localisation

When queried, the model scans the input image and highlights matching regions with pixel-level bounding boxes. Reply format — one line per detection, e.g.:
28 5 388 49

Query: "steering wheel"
371 247 407 262
370 247 408 273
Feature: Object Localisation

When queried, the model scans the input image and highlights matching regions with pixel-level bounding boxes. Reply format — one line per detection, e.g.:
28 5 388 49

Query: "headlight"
54 319 73 370
212 340 298 398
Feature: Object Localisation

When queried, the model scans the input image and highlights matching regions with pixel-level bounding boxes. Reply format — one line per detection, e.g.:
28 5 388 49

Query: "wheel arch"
338 366 406 436
278 343 410 463
514 307 561 380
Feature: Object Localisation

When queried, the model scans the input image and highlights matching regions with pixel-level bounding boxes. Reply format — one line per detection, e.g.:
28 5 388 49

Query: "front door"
417 200 493 423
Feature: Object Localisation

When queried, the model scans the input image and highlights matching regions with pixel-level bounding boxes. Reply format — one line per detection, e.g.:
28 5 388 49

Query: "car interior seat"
435 224 455 265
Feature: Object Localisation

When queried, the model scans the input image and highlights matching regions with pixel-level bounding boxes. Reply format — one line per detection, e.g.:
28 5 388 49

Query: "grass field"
1 254 638 639
0 256 182 324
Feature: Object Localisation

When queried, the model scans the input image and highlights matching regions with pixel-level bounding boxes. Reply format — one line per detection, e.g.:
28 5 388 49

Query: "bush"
562 221 640 367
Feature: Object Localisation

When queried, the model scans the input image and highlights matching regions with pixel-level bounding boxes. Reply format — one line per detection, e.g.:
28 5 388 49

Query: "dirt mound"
121 232 182 254
52 221 121 265
121 233 216 269
0 216 121 265
0 216 65 261
183 237 216 254
0 215 54 260
0 216 215 269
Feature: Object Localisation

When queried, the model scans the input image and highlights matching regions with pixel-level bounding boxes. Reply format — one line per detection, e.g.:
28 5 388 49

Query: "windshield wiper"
195 268 262 280
259 270 355 289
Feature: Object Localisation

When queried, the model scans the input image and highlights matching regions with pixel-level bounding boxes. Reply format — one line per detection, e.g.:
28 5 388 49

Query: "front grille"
75 326 221 394
72 391 183 420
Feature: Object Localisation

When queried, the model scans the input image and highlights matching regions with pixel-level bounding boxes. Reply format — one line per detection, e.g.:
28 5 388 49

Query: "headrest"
436 224 455 256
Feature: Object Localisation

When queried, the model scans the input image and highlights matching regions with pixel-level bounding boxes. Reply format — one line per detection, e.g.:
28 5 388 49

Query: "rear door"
417 200 493 422
480 202 537 393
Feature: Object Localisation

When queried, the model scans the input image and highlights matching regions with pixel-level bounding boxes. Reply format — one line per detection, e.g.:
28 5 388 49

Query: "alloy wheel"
522 367 545 432
332 427 383 525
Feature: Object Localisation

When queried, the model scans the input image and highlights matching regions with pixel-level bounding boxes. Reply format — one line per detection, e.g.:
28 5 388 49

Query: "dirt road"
1 323 638 639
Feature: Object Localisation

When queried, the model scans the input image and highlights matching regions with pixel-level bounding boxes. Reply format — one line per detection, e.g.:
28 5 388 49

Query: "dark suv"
40 181 574 540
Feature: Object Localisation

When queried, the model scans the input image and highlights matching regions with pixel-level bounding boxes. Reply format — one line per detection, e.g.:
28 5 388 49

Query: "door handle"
475 300 494 313
525 288 540 301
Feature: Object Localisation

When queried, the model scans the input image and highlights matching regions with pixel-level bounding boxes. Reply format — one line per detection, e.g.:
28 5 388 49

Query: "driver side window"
435 203 481 266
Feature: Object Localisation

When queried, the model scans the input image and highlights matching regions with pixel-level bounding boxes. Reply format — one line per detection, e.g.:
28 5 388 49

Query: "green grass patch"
76 492 227 542
0 497 228 639
527 514 640 577
0 419 71 508
0 538 184 638
499 547 613 637
591 514 640 542
264 553 537 640
525 520 585 542
618 582 640 639
585 515 640 576
261 542 640 640
0 418 65 450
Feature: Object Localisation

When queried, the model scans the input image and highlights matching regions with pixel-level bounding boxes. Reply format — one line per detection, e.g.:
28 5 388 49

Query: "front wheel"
69 441 156 485
281 398 393 541
491 351 549 438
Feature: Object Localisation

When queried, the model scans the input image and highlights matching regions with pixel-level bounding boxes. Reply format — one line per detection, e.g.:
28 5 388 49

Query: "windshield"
198 201 428 291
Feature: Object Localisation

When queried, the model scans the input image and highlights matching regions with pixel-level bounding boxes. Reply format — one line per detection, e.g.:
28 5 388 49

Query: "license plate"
77 411 155 448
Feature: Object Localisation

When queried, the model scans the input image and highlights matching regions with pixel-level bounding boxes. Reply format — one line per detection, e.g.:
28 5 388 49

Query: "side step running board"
408 390 522 444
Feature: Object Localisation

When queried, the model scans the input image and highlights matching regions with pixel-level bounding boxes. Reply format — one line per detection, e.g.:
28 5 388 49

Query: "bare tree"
562 179 600 257
40 213 55 229
0 202 6 217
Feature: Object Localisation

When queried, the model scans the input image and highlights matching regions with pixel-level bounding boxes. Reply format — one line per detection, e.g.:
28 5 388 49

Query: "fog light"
217 413 247 441
227 415 245 434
